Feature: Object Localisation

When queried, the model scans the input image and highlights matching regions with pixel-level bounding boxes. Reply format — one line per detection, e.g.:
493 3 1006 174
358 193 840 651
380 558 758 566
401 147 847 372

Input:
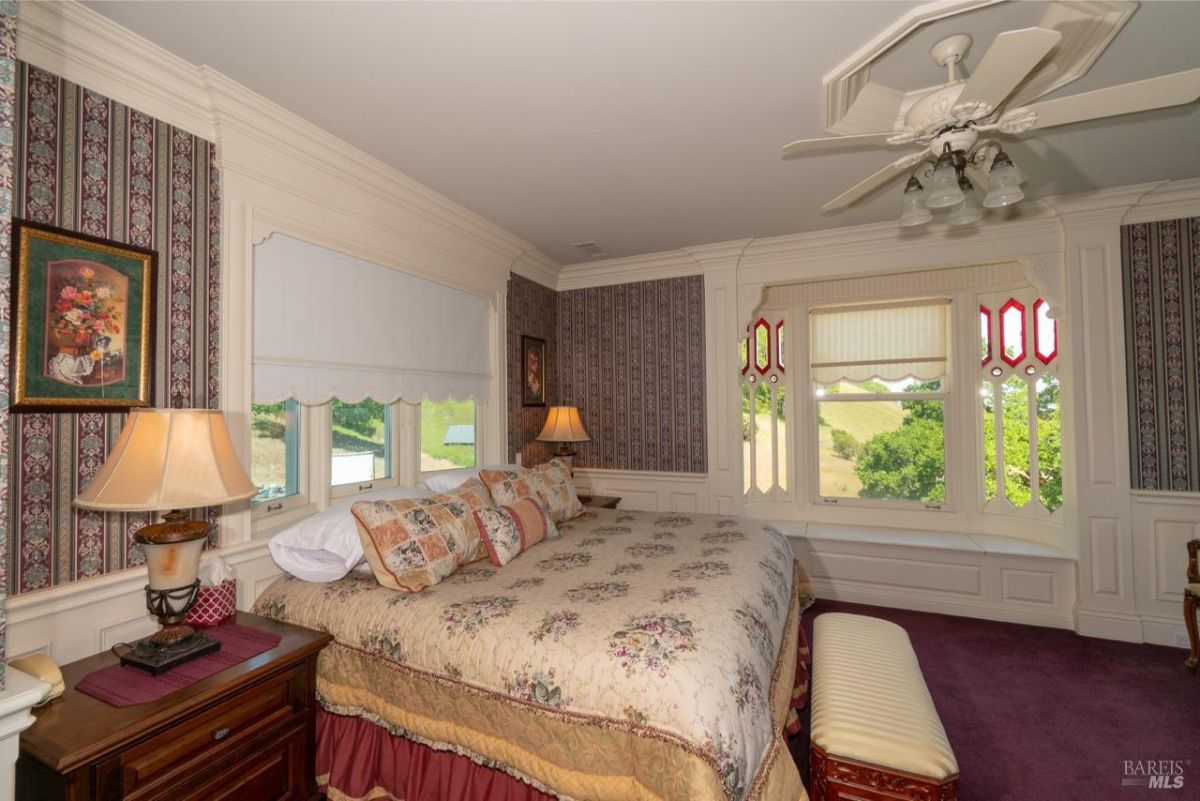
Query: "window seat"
771 520 1077 630
770 521 1073 561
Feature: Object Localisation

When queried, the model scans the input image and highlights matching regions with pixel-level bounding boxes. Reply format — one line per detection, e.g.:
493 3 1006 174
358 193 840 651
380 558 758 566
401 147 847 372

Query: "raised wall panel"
1001 568 1056 605
1088 518 1121 596
1152 519 1200 602
1079 244 1117 486
716 495 736 515
670 493 698 513
98 614 158 653
810 551 982 597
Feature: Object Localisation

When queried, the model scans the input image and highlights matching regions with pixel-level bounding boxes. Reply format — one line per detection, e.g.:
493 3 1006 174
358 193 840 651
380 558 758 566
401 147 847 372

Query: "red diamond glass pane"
980 305 992 366
754 319 771 374
999 299 1026 367
776 321 785 372
1034 298 1057 364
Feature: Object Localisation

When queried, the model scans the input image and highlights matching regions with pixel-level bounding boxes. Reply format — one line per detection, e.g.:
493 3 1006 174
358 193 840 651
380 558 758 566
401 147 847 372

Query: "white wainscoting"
1131 491 1200 648
5 541 281 666
572 468 721 513
779 523 1077 629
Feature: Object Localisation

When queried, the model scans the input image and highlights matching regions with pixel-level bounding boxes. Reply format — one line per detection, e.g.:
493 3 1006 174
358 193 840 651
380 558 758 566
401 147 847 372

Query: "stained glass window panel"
1000 299 1026 366
754 319 771 373
1034 299 1057 364
980 306 992 365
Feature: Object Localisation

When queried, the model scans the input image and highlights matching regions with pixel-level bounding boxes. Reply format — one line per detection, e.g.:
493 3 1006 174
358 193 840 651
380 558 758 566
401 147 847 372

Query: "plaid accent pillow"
352 479 492 591
472 497 557 567
480 459 582 524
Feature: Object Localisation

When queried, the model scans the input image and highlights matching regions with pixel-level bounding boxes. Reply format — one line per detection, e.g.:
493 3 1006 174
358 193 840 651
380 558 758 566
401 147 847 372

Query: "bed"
253 507 814 801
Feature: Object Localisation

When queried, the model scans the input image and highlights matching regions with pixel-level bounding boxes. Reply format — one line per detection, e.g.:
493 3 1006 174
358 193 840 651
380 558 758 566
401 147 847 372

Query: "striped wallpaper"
507 273 559 466
1122 217 1200 492
557 276 706 473
7 63 221 594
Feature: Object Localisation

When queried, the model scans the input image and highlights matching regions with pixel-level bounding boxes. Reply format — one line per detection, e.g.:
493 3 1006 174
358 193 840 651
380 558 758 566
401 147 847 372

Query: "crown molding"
17 0 561 289
510 250 562 289
1123 177 1200 226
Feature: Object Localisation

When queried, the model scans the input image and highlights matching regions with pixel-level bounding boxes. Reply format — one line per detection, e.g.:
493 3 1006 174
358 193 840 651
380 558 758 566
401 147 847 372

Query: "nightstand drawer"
177 721 307 801
121 669 296 797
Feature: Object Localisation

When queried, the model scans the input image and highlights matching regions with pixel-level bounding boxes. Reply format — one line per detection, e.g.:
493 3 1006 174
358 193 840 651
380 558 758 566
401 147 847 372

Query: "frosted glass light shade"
537 406 591 443
983 161 1025 208
75 409 258 511
948 178 983 226
899 180 932 227
144 538 206 612
925 162 964 209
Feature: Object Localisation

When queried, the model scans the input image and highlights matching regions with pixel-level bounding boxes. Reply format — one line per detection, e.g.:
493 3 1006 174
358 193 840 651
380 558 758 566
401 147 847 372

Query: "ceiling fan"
782 26 1200 221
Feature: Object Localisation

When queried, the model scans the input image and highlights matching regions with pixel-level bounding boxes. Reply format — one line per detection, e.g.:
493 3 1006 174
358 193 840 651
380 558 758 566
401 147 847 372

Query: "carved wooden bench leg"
1186 590 1199 675
810 745 958 801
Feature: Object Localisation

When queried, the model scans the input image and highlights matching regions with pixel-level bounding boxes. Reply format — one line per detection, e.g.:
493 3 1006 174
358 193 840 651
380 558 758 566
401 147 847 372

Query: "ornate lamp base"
118 630 220 676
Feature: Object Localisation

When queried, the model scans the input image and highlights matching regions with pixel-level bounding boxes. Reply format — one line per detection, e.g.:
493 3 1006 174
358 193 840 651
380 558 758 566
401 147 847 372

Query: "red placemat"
76 624 282 707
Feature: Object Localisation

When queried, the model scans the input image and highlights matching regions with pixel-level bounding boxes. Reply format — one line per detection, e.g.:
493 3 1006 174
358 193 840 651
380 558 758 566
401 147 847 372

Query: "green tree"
854 381 946 502
982 377 1062 511
830 428 862 461
332 398 384 438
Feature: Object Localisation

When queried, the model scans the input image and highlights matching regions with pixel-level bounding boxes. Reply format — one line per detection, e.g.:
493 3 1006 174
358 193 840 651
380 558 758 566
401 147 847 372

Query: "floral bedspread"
254 508 812 801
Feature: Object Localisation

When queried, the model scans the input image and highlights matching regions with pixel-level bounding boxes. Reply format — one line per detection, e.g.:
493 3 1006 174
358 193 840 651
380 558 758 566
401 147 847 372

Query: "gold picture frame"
10 219 157 412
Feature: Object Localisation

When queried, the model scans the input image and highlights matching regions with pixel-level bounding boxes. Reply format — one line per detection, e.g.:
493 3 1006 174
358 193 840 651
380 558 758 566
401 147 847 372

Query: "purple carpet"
795 600 1199 801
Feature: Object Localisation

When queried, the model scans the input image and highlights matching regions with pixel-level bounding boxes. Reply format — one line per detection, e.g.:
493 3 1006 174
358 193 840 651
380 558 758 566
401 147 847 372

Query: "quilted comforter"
253 508 813 801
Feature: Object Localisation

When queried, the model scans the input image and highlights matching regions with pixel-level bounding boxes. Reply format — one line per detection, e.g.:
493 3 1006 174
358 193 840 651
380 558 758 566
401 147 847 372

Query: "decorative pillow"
479 459 582 523
267 486 432 582
529 459 584 521
423 464 521 495
472 497 558 567
351 479 492 591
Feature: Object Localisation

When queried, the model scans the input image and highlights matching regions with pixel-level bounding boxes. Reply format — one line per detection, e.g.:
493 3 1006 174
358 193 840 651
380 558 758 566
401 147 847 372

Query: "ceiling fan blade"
956 27 1062 110
782 132 895 158
1026 68 1200 130
821 154 915 212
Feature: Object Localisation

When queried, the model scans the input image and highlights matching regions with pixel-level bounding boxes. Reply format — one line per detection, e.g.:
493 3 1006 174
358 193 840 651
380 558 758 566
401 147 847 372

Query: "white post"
0 669 50 800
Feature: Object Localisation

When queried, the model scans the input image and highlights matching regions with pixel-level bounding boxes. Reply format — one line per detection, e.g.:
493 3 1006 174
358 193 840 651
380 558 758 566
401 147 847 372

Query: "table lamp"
75 409 258 674
536 406 591 469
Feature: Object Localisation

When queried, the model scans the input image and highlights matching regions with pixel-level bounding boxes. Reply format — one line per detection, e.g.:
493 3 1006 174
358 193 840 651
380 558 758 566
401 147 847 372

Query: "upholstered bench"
810 613 959 801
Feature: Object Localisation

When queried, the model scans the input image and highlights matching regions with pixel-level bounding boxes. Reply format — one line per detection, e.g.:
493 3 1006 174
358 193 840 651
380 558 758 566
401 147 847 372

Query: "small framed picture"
521 335 547 407
10 219 157 412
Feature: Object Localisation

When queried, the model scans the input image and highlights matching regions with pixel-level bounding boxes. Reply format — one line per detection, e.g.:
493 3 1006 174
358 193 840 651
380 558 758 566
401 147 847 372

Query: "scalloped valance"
253 234 490 405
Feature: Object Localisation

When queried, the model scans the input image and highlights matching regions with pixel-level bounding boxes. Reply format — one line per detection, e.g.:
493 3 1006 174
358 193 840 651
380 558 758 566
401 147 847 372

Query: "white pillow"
423 464 520 495
268 486 431 582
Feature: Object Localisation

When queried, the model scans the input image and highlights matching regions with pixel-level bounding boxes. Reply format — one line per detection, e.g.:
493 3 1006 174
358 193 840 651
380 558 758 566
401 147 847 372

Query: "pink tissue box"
185 577 236 627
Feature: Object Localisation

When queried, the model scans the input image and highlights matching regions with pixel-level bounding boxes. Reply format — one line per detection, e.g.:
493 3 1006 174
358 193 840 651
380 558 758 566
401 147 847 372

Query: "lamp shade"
75 408 258 511
536 406 591 443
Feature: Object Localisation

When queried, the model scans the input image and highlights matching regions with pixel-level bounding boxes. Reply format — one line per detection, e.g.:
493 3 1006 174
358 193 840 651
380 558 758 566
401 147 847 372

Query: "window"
421 399 477 473
250 399 301 505
331 399 392 487
980 293 1062 514
741 315 787 496
809 299 950 506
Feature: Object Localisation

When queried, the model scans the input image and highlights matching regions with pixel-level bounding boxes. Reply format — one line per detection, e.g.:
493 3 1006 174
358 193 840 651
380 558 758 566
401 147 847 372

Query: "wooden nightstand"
18 612 332 801
578 494 621 509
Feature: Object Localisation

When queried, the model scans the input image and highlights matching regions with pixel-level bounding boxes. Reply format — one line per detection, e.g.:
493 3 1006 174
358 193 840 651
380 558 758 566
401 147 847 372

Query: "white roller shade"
810 299 949 384
253 234 491 404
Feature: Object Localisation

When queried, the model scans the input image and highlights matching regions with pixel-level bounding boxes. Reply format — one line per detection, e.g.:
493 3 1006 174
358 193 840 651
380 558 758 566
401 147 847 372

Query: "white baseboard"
1075 609 1147 643
6 540 280 665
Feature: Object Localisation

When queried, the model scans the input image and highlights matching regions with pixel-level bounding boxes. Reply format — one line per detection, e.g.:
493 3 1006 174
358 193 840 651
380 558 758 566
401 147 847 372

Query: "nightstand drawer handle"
213 727 231 741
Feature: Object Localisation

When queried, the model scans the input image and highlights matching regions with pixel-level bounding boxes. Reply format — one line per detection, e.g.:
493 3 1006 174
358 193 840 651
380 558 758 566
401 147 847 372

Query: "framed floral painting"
10 219 156 412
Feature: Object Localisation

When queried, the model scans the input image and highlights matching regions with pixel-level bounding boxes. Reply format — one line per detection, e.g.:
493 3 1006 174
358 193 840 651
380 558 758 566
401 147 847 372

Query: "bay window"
744 262 1067 536
420 399 478 473
331 399 393 489
250 398 304 511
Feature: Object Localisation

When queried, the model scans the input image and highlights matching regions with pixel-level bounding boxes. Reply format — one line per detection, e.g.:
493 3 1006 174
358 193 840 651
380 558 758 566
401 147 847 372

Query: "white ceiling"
84 1 1200 265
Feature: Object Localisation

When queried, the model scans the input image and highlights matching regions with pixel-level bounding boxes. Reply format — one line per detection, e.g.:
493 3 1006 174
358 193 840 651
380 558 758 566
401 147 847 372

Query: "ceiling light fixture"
896 138 1023 228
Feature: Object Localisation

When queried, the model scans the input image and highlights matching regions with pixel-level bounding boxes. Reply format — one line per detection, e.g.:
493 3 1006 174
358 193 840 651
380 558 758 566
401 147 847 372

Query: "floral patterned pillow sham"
351 479 492 592
472 497 558 567
479 459 582 523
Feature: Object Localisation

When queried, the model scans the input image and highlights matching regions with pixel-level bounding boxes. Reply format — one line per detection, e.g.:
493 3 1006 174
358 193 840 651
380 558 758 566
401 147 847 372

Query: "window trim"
330 400 400 500
250 399 311 525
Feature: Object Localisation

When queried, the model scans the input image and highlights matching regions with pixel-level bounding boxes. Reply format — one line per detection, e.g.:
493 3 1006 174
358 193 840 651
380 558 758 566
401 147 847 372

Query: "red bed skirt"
317 624 811 800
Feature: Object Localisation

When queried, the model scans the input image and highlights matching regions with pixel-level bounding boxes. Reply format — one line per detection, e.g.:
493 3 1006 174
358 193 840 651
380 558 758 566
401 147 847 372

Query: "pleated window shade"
810 298 950 384
253 234 491 405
